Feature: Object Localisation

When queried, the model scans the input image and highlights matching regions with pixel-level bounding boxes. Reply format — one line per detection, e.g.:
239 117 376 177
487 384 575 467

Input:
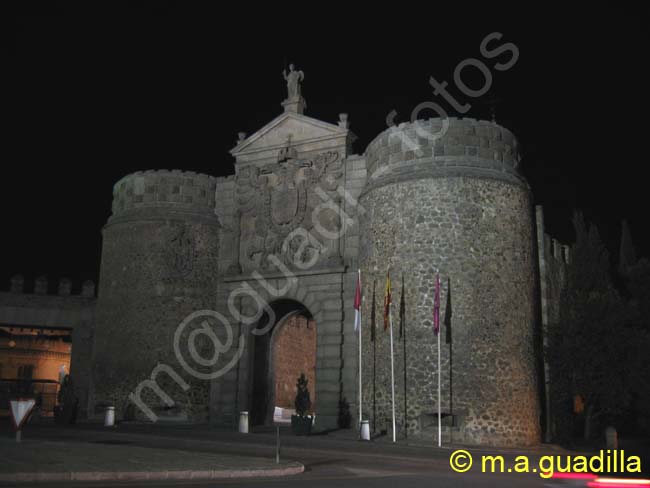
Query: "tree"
294 373 312 417
618 235 650 435
548 212 627 442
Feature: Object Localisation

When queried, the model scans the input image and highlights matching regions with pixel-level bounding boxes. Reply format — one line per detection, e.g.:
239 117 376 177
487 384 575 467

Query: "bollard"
239 411 249 434
360 420 370 440
104 406 115 427
605 426 618 449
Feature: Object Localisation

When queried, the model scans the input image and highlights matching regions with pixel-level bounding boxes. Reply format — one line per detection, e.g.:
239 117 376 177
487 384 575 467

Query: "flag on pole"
356 269 363 429
371 279 377 431
383 272 392 331
385 270 397 443
433 272 441 336
399 275 405 339
354 271 362 332
400 274 408 438
370 281 376 342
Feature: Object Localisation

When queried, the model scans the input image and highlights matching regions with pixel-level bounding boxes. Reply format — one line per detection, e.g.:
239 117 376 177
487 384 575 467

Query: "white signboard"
272 407 293 425
9 399 36 430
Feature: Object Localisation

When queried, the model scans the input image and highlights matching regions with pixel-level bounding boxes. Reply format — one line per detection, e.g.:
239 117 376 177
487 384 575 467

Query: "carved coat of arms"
233 146 343 271
163 224 195 281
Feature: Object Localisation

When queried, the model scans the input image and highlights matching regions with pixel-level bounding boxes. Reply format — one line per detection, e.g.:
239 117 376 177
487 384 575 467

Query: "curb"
0 464 304 483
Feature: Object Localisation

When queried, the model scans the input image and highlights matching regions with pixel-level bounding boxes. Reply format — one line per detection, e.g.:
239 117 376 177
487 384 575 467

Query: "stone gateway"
87 67 548 446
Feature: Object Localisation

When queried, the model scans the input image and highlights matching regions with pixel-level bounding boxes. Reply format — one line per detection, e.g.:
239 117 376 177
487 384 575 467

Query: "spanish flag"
383 272 392 330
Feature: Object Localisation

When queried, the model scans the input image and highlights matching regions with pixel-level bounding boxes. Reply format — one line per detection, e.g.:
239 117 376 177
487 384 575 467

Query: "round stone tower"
359 118 540 446
92 170 220 421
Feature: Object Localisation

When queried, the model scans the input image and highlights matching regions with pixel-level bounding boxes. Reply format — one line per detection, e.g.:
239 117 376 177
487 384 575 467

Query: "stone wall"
86 107 546 446
536 206 570 329
92 170 220 422
111 170 217 217
212 270 345 430
358 117 540 446
0 276 96 417
2 76 563 448
365 117 521 188
207 111 362 431
535 205 570 441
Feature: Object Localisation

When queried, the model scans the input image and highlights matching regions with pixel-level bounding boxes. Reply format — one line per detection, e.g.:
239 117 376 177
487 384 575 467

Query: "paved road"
1 421 644 487
4 474 556 488
2 448 558 488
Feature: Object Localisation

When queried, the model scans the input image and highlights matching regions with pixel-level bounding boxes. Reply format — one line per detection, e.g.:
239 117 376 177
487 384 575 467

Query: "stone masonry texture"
359 118 541 446
2 101 556 446
92 170 220 422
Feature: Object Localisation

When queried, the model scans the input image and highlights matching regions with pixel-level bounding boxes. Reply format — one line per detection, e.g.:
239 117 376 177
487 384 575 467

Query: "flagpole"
371 280 377 433
389 301 397 443
358 269 363 431
402 289 408 440
437 318 441 447
399 275 407 439
436 271 442 448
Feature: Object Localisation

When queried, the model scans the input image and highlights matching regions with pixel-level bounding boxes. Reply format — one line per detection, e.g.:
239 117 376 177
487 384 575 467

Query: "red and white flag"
354 271 362 332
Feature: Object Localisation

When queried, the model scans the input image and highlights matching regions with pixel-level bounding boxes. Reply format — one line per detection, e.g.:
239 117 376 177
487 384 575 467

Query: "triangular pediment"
230 112 349 162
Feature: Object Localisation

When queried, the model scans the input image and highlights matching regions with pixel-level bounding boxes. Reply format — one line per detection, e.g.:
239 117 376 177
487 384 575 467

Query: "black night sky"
3 3 649 290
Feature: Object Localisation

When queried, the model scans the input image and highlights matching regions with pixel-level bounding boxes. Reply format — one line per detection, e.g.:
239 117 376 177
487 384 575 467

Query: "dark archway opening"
250 299 315 426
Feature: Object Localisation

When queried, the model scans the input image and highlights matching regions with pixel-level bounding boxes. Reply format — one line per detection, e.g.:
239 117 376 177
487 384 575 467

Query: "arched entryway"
272 314 317 412
250 299 316 426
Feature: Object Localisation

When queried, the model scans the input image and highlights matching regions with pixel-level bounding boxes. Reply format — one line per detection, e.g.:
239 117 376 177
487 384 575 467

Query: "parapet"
363 117 525 192
108 170 218 224
7 275 96 298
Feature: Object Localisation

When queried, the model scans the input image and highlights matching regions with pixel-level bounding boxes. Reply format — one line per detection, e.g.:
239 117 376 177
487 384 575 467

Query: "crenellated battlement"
360 115 539 445
109 169 218 222
3 70 577 444
7 274 96 298
364 117 523 192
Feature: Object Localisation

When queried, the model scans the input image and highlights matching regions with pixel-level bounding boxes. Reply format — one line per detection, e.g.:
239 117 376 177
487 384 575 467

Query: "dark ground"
1 418 648 487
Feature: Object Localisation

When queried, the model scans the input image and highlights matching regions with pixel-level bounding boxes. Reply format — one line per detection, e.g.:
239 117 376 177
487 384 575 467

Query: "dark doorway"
250 299 313 426
272 314 316 411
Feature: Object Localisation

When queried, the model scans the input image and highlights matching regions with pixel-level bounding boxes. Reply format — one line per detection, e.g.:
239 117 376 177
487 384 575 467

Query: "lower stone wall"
92 217 219 422
359 176 541 447
0 291 96 418
211 270 346 431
